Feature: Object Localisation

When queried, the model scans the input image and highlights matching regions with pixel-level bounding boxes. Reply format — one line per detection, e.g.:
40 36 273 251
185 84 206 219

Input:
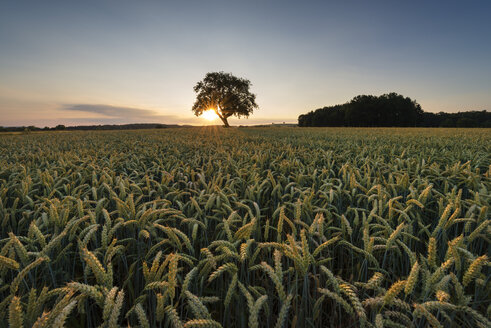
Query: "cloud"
58 104 296 126
63 104 163 119
61 103 193 124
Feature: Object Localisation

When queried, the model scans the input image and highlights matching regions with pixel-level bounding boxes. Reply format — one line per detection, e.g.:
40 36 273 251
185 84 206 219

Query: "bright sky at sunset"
1 0 490 127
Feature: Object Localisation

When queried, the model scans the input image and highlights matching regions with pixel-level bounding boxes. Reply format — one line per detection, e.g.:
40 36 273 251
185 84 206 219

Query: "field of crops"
0 127 490 328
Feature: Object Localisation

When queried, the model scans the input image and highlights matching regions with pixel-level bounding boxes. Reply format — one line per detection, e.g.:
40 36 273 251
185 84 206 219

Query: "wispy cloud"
63 104 163 119
61 104 296 126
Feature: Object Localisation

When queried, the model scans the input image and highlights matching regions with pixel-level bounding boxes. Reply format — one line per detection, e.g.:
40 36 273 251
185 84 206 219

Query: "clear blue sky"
1 0 490 126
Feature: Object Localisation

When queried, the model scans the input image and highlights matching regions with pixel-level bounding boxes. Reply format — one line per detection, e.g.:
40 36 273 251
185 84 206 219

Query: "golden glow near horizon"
202 109 219 121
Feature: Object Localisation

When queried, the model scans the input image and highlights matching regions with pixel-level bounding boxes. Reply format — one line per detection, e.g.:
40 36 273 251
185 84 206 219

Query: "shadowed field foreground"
0 127 490 328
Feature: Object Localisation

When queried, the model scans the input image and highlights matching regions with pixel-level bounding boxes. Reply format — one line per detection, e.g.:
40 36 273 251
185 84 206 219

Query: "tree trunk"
215 105 230 127
220 116 230 127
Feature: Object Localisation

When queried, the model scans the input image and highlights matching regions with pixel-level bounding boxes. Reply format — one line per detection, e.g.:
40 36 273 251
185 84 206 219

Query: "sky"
1 0 490 127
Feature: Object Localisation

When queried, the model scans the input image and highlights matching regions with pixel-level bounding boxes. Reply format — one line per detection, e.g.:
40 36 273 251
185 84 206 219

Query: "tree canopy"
299 93 424 127
192 71 258 127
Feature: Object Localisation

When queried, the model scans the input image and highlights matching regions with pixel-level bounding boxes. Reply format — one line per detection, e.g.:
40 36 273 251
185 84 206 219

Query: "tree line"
298 93 491 127
0 123 186 133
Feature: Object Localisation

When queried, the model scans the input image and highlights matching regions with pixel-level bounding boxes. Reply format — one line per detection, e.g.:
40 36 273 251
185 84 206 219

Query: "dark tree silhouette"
299 94 491 127
299 93 426 127
192 71 258 127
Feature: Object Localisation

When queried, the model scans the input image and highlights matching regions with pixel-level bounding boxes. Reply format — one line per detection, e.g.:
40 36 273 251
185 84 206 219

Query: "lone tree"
192 71 258 127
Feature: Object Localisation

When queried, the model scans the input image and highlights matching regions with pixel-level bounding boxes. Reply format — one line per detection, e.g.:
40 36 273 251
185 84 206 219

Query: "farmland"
0 127 490 327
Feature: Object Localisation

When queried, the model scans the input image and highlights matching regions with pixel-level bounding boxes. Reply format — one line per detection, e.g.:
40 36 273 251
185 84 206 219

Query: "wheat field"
0 127 490 328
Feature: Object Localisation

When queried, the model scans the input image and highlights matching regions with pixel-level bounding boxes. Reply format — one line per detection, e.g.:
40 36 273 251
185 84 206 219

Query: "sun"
202 109 219 121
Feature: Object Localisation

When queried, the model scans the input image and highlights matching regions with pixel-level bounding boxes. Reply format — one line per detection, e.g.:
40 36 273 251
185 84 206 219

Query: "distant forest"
0 123 184 133
298 93 491 127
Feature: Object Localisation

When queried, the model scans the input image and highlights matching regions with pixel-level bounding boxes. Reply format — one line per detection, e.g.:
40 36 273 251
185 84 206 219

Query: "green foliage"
0 127 489 327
